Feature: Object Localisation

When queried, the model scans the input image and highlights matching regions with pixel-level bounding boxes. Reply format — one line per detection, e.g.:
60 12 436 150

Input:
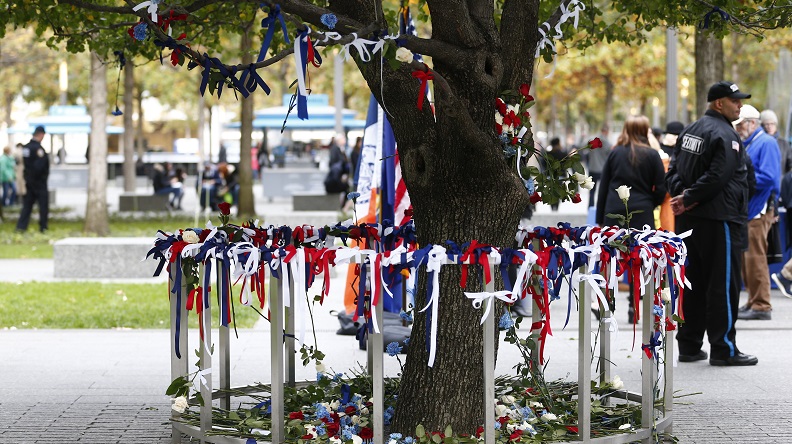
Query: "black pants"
588 172 602 207
675 215 743 360
16 184 48 232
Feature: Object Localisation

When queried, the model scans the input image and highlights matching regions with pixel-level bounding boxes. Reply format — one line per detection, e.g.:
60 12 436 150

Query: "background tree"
4 0 790 436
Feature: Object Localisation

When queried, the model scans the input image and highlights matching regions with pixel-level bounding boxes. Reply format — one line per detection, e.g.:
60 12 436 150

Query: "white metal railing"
166 255 674 444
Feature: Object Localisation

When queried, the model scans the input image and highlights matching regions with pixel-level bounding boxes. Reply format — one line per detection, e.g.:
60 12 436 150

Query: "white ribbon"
133 0 159 23
419 245 448 367
193 368 212 393
294 28 310 96
465 290 517 324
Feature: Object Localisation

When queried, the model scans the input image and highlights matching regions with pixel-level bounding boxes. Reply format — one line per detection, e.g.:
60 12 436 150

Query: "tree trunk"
122 60 136 192
338 1 536 432
238 23 256 217
136 87 145 159
694 29 724 119
85 51 109 235
4 92 14 147
604 75 614 128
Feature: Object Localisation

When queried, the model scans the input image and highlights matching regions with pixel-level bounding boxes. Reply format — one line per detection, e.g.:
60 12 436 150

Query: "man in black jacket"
16 126 49 233
665 81 758 366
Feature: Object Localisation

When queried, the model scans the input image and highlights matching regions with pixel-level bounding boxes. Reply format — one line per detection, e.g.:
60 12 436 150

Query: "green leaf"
416 424 426 437
166 376 188 396
432 433 442 443
444 425 453 437
672 314 685 324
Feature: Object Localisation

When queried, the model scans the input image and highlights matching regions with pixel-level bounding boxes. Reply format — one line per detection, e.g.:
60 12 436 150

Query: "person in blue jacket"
734 105 781 320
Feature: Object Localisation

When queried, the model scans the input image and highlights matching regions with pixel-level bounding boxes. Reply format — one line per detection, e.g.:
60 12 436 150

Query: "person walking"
759 109 792 174
1 146 17 206
733 105 780 321
665 81 758 366
16 126 50 233
586 125 612 207
595 115 667 323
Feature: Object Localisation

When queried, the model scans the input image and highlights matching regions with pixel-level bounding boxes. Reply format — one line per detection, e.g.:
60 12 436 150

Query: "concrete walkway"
3 180 792 442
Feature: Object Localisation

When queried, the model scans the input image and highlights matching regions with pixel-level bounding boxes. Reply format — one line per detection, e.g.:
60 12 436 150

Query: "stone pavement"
3 179 792 442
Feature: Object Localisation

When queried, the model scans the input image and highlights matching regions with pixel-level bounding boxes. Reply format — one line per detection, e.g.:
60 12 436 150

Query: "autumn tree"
5 0 791 435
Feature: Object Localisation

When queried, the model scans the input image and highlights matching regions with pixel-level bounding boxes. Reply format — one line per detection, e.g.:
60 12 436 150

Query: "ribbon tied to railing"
465 290 517 325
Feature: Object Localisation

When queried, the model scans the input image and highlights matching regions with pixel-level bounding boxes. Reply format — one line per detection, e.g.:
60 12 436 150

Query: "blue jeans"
2 181 16 206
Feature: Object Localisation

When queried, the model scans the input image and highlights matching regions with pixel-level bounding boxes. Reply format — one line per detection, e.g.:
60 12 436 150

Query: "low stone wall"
53 237 158 278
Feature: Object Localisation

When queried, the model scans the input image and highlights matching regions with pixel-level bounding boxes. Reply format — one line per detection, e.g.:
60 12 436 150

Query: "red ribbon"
411 69 433 111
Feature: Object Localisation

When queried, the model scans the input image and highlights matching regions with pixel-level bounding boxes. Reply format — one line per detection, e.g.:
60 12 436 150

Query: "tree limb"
398 35 467 71
425 0 485 48
58 0 131 14
499 0 540 92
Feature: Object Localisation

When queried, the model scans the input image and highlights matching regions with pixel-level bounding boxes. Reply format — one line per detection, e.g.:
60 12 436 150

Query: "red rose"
344 405 357 415
218 202 231 215
288 411 304 420
404 208 413 217
495 123 503 134
300 434 314 440
509 429 523 441
511 137 519 145
495 98 507 113
519 83 531 98
198 229 211 242
529 193 542 204
359 427 373 440
566 426 579 434
525 94 534 102
475 426 484 438
348 227 361 239
588 137 603 149
572 193 581 204
325 421 340 436
497 415 510 425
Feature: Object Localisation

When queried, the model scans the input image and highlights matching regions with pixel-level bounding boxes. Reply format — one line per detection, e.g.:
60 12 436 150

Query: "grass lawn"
0 214 199 259
0 281 262 329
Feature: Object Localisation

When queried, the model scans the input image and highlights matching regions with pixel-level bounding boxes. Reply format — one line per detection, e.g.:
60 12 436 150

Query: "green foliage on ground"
0 214 199 259
0 281 262 329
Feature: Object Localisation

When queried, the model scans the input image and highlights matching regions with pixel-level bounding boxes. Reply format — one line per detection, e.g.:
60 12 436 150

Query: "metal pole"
218 260 231 411
286 273 296 387
269 271 284 443
372 275 385 444
169 267 189 444
483 264 496 444
334 53 345 139
666 28 679 124
641 272 657 443
577 265 591 442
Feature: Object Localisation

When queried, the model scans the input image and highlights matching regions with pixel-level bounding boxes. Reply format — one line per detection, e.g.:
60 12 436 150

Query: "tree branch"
499 0 540 92
425 0 485 48
58 0 131 14
398 35 467 71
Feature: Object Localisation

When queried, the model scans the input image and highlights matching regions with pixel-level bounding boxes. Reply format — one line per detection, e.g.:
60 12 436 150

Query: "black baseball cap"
707 81 751 102
665 121 684 135
33 125 46 134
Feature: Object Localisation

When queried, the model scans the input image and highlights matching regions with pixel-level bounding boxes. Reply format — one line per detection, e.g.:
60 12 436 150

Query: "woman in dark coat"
595 115 667 324
596 115 667 229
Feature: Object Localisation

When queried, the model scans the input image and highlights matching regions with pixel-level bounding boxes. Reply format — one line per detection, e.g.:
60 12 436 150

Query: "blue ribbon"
199 54 248 98
340 383 351 404
700 6 730 29
642 331 663 359
257 5 290 63
295 29 310 120
172 255 183 359
240 64 272 96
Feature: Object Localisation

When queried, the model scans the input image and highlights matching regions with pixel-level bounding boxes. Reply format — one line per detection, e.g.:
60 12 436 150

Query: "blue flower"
341 426 354 440
314 403 331 420
524 178 535 195
384 406 395 425
399 311 413 322
340 415 352 426
494 421 502 430
386 341 403 356
333 372 343 382
519 406 535 419
320 13 338 29
499 312 514 330
404 437 414 444
315 423 326 436
317 372 328 382
403 337 410 345
111 106 123 116
133 22 148 41
347 191 360 201
653 305 664 317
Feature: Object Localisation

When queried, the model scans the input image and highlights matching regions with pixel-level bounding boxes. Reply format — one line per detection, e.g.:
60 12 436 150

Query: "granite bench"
291 191 342 211
53 237 160 279
118 193 169 212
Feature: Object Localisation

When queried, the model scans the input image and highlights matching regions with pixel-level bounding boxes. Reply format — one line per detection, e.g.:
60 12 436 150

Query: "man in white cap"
734 105 780 321
759 109 791 174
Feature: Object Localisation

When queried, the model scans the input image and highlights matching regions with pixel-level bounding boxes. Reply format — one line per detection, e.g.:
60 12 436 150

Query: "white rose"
611 375 624 390
182 231 200 244
572 172 587 183
304 424 317 438
329 400 340 410
540 413 557 422
360 407 370 415
351 435 363 444
315 361 325 373
506 423 517 433
171 396 188 414
495 112 504 125
500 395 516 405
351 415 360 425
395 47 414 63
495 404 509 417
329 438 343 444
529 401 542 408
616 185 631 201
661 288 671 303
580 176 595 190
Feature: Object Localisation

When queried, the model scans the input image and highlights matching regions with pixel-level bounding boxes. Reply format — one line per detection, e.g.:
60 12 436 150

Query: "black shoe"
738 309 771 320
738 304 751 313
627 307 635 324
679 350 708 362
771 273 792 299
710 353 758 366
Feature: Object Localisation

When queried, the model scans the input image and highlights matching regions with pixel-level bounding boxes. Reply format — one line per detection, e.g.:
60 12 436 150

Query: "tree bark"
122 60 136 192
604 75 614 128
238 23 256 217
85 51 109 235
694 29 724 119
136 87 145 159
